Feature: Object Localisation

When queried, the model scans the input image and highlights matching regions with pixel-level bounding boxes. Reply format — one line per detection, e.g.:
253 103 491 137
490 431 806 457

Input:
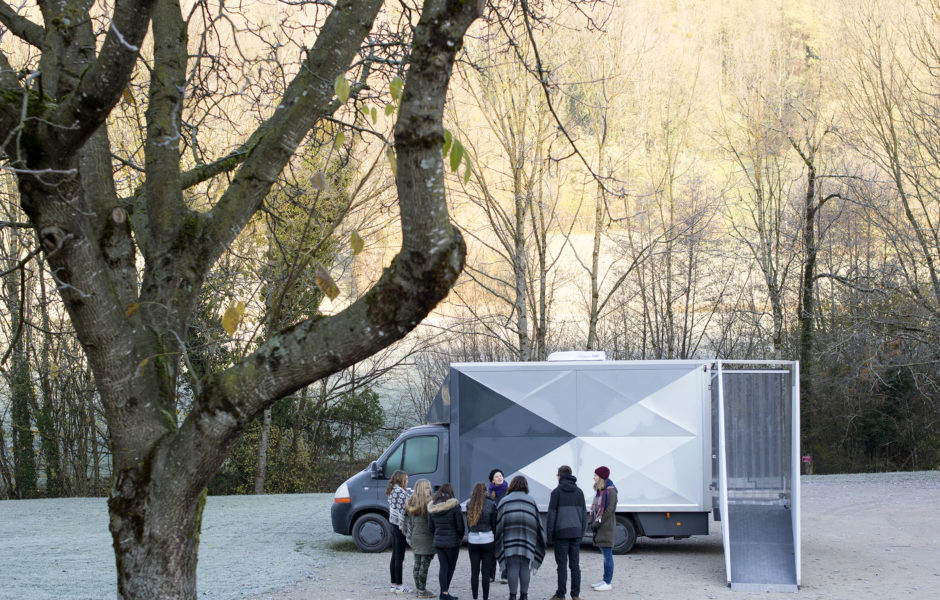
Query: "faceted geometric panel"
458 368 578 433
455 372 575 500
633 370 705 434
458 435 524 500
583 400 698 438
456 372 517 435
458 429 574 502
578 436 703 507
575 367 696 435
633 437 703 504
513 438 595 507
425 385 450 424
451 362 708 510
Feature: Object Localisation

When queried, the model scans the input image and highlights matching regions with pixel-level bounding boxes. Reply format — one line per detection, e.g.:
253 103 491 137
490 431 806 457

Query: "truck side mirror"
370 461 382 478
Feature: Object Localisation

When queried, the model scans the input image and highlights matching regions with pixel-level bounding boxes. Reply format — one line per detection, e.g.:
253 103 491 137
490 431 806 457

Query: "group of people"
385 465 619 600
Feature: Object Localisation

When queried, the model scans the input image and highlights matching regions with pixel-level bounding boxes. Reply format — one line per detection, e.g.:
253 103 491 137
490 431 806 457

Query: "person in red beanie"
589 466 617 592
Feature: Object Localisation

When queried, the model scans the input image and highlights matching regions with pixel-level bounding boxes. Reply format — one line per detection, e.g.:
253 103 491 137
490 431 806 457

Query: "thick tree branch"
142 0 190 259
168 0 482 496
198 0 384 271
44 0 156 157
0 2 44 47
175 87 358 192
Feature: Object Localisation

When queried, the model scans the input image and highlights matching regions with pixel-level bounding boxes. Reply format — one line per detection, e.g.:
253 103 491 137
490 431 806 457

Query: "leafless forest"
1 0 938 511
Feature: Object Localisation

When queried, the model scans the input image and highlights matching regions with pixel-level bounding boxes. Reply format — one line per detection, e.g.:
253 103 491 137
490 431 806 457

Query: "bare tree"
0 0 481 596
450 26 565 360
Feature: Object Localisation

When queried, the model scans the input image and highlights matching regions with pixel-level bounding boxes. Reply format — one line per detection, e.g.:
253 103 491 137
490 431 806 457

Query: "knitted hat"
594 466 610 480
488 468 504 482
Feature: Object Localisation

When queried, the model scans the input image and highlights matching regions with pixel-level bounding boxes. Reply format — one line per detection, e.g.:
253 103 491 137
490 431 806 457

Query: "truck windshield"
383 435 439 478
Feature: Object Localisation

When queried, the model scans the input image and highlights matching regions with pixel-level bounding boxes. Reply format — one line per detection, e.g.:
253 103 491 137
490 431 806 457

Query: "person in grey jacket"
546 465 587 600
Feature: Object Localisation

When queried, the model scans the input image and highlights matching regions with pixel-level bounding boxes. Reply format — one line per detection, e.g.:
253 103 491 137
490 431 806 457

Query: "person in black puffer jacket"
546 465 587 600
428 483 465 600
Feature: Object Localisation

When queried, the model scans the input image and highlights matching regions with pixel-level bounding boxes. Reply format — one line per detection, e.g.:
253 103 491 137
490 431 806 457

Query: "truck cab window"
383 435 439 478
383 443 405 478
402 436 438 475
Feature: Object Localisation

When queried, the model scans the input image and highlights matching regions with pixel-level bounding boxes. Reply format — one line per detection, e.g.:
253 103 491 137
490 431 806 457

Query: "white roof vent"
547 351 607 361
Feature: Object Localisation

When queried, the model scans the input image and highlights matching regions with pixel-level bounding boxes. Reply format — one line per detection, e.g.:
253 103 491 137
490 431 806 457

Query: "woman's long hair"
386 469 407 496
507 475 529 494
406 479 432 514
466 482 487 526
432 482 455 503
594 476 607 492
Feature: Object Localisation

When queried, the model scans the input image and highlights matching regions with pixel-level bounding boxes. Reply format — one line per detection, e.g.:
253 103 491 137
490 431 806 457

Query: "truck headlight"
334 481 350 503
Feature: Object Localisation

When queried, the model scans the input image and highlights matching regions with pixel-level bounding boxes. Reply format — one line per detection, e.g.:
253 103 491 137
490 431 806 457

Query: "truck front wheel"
613 515 637 554
352 513 392 552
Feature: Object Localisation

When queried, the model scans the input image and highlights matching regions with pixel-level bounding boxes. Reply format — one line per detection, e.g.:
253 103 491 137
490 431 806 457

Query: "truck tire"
613 515 637 554
352 513 392 553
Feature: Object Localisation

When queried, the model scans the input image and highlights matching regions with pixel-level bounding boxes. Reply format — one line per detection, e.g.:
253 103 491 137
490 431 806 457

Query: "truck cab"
331 424 449 552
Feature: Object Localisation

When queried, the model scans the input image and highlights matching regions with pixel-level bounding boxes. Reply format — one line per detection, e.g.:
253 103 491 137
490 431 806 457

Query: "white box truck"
331 359 801 592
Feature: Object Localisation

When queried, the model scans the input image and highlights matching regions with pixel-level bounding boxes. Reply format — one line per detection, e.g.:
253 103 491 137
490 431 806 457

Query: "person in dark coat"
495 476 546 600
428 483 465 600
588 466 618 592
546 465 587 600
466 482 497 600
486 469 508 583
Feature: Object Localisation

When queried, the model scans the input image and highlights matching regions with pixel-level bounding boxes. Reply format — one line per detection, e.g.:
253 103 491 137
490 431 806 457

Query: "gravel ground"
1 471 938 599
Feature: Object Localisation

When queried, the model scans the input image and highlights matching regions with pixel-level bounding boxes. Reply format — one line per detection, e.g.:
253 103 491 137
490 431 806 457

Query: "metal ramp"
715 362 801 592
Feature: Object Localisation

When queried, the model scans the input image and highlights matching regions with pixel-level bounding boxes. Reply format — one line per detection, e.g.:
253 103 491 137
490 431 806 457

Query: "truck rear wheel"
352 513 392 552
613 515 637 554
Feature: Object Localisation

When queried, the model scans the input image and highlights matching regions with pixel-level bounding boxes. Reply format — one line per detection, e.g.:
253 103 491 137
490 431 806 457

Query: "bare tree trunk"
254 407 272 495
36 259 63 496
4 238 38 499
92 391 101 495
798 155 818 409
512 154 531 360
587 182 604 350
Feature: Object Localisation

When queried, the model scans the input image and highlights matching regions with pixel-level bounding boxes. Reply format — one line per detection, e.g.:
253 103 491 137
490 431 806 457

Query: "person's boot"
509 594 516 600
519 595 528 600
